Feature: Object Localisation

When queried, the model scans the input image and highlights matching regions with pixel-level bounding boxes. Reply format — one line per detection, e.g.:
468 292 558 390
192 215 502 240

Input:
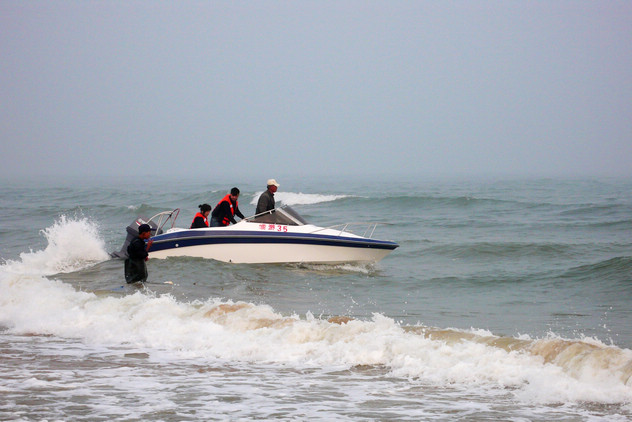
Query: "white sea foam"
1 264 631 406
289 262 375 274
249 191 350 207
2 215 110 276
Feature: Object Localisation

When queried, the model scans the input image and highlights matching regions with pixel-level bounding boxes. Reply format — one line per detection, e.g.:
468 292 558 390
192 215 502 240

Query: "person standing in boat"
190 203 211 228
256 179 280 215
125 223 153 284
210 187 245 227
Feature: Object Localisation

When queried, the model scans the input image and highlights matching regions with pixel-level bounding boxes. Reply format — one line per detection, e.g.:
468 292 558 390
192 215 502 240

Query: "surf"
1 215 110 276
1 207 631 408
249 191 351 207
2 269 631 405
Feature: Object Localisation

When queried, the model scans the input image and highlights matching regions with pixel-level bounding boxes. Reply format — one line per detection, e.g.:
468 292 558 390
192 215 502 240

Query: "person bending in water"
125 223 153 284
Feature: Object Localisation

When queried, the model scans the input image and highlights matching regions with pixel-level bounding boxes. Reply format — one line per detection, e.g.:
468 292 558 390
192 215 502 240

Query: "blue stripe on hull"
149 230 398 253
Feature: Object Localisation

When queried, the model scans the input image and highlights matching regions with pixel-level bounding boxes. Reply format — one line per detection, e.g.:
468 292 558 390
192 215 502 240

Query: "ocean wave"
559 204 631 218
561 256 632 284
374 194 544 209
287 262 376 275
2 215 110 276
423 241 578 259
370 194 631 226
404 326 632 402
1 273 630 406
248 191 352 207
587 219 632 229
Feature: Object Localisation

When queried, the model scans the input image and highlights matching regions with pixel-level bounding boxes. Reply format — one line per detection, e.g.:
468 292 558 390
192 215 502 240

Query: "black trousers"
124 258 148 283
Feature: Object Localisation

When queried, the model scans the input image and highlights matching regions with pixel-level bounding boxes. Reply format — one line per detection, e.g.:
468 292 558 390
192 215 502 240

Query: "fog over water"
1 1 631 180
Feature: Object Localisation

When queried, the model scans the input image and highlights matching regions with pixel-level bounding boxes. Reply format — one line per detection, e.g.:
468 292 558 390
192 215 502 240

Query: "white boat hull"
116 206 398 265
149 241 394 264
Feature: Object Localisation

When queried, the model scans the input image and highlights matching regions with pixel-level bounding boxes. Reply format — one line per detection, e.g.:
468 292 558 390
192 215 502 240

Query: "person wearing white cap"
256 179 280 215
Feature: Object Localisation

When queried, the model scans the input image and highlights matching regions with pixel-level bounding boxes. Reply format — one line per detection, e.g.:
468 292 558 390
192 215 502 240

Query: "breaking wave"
2 215 110 276
1 270 631 406
249 191 351 207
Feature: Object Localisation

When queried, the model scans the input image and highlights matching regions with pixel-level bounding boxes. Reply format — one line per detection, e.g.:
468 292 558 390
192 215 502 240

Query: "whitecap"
249 191 350 207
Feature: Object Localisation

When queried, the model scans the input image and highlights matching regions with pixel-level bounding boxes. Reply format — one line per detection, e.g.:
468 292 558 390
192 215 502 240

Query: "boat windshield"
249 205 308 226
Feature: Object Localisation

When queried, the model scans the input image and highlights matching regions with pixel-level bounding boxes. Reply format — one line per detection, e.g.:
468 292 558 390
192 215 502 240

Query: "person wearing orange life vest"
190 204 211 229
210 187 245 227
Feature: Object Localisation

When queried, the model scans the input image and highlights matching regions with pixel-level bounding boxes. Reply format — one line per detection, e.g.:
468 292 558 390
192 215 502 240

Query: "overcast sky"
1 1 630 180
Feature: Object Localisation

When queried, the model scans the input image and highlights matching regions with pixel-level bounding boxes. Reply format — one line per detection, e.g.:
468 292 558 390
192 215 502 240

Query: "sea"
1 174 631 421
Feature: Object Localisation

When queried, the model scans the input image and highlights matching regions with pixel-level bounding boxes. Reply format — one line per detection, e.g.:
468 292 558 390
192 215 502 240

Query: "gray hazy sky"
1 1 631 179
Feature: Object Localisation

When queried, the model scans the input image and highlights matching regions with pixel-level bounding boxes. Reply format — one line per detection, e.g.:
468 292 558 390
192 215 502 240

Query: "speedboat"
114 206 398 264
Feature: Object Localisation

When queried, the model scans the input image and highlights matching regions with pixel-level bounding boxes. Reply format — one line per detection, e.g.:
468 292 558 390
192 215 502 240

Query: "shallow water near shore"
1 175 631 420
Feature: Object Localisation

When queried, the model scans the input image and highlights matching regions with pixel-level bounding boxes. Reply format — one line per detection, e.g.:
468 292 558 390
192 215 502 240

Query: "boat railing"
311 222 387 239
147 208 180 234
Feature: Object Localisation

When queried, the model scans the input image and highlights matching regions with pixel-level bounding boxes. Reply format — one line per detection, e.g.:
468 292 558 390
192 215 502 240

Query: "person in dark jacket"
190 203 212 228
124 223 153 284
255 179 280 215
210 187 245 227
